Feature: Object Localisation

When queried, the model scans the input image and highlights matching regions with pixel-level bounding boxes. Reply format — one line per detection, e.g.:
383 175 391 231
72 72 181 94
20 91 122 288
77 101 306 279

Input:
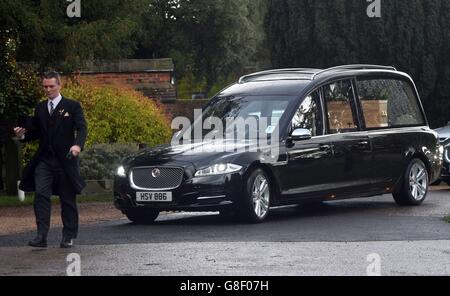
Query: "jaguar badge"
152 168 161 178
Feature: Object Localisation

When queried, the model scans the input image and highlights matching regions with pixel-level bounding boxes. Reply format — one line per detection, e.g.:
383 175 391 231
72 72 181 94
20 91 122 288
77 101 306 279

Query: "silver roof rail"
312 64 397 80
238 68 319 84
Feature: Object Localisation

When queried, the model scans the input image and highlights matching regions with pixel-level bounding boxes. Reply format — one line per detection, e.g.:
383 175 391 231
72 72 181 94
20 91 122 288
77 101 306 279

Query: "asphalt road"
1 188 449 276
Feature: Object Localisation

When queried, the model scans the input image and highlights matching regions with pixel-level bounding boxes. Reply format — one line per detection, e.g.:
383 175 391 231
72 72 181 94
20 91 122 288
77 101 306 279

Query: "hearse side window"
356 79 425 128
291 90 323 136
322 80 358 134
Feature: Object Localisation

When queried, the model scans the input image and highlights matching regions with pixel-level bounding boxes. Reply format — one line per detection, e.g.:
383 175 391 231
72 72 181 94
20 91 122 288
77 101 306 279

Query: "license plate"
136 192 172 202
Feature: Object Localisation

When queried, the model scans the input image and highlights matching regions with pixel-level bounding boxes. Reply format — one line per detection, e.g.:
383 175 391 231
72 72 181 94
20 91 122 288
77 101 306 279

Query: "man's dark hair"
43 71 61 85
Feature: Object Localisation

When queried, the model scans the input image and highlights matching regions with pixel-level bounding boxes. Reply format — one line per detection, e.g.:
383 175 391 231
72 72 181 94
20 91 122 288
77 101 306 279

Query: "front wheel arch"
236 167 274 223
242 162 281 204
394 152 431 192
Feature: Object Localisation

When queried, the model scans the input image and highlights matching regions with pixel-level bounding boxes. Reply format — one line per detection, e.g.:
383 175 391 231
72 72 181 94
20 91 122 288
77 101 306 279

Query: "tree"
0 0 146 71
135 0 269 92
1 0 271 95
0 30 41 123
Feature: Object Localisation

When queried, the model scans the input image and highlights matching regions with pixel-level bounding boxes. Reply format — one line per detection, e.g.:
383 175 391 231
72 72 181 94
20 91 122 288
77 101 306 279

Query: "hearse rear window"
356 78 425 128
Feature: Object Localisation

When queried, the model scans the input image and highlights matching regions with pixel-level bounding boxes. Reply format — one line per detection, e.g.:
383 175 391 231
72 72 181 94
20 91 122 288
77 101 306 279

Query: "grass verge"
0 193 113 207
444 216 450 223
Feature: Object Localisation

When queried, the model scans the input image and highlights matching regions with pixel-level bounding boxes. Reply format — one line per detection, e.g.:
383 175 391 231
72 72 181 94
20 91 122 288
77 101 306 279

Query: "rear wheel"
238 168 271 223
393 158 429 206
125 208 160 224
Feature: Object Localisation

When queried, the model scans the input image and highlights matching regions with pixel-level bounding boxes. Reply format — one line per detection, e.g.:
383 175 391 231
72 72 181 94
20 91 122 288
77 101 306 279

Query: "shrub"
79 143 139 180
62 79 172 147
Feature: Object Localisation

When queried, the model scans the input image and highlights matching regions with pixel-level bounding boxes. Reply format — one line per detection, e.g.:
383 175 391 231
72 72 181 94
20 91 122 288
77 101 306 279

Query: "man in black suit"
14 71 87 248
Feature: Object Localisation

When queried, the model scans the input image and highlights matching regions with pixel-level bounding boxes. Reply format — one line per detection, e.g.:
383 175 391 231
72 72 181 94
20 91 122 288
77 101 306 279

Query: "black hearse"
114 65 441 223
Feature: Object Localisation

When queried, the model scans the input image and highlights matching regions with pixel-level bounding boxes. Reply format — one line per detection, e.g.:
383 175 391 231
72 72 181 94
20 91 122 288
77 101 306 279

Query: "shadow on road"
1 194 449 247
118 199 401 226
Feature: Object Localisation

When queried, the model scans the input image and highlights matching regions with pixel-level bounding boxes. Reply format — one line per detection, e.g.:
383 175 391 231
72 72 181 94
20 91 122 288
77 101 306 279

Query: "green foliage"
21 142 38 167
177 72 238 100
0 0 146 71
177 71 207 100
79 143 139 180
136 0 269 92
0 31 41 121
62 80 172 147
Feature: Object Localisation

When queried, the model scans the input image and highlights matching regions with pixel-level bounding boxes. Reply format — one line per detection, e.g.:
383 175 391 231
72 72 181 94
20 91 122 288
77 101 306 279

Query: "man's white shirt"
48 94 62 114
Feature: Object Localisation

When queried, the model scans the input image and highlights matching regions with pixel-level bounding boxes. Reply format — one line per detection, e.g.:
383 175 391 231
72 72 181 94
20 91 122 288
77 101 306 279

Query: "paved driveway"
0 188 449 276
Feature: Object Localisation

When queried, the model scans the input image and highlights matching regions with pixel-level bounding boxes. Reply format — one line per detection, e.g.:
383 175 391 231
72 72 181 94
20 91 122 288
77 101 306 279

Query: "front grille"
130 167 184 190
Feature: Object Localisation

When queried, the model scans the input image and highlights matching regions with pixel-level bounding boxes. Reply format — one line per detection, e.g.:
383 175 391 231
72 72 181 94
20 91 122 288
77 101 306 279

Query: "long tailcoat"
19 97 88 194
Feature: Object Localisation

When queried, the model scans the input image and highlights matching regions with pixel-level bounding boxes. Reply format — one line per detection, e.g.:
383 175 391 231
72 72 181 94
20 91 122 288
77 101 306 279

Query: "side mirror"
290 128 312 141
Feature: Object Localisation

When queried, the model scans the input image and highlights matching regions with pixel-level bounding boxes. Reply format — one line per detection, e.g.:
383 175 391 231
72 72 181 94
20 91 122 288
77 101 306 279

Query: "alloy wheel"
409 162 428 201
251 174 270 218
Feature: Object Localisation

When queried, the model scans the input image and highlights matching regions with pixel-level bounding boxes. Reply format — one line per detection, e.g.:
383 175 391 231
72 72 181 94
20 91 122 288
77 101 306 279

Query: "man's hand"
69 145 82 157
13 127 27 139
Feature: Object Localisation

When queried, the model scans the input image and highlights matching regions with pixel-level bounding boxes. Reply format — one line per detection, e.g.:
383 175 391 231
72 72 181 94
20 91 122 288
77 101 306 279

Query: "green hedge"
63 80 172 147
79 143 138 180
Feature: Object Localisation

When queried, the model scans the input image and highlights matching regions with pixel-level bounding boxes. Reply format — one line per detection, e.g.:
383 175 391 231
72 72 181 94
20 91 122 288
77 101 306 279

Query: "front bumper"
113 172 244 212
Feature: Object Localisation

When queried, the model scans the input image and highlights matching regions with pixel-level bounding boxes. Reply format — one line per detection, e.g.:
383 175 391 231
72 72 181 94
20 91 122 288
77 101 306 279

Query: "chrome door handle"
358 141 369 146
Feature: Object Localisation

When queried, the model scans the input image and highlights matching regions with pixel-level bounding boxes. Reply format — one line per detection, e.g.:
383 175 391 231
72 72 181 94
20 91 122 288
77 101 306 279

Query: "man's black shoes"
28 236 48 248
60 237 74 248
28 235 75 248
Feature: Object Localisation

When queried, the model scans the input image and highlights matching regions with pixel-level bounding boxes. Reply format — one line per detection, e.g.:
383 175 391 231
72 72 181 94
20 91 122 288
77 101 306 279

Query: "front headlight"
116 166 126 177
195 163 242 177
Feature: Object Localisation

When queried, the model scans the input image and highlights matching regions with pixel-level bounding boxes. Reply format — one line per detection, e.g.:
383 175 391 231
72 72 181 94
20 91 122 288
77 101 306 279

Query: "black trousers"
34 155 78 239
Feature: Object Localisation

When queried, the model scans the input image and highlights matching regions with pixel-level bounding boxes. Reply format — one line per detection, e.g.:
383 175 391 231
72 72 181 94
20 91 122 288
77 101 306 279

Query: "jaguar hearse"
114 65 442 223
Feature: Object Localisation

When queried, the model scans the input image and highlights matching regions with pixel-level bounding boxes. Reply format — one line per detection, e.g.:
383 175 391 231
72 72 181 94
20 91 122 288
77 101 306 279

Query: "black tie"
49 101 54 116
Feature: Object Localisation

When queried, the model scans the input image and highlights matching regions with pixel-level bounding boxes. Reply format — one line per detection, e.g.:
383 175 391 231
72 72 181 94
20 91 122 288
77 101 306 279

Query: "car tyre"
238 168 271 223
393 158 429 206
125 209 160 224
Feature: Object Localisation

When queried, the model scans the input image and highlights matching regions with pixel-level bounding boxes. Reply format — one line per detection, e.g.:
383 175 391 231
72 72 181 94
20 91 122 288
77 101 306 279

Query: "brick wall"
76 72 176 102
71 59 176 102
162 100 210 122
